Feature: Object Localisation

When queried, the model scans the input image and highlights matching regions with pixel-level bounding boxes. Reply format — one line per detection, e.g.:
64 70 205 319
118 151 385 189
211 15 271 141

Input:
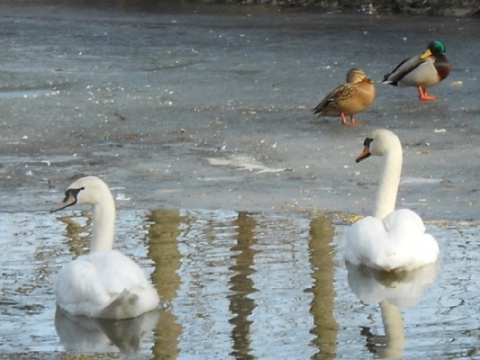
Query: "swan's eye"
72 187 84 196
63 188 84 202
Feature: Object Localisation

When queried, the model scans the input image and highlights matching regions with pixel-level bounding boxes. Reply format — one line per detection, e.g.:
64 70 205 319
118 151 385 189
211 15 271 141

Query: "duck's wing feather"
383 55 425 85
313 83 354 116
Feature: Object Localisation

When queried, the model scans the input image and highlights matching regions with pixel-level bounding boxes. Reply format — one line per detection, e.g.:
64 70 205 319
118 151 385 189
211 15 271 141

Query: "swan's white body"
51 176 160 319
345 129 439 272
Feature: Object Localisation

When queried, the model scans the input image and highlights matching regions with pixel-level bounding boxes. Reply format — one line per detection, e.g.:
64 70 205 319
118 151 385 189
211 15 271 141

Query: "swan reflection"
346 262 439 358
55 307 160 353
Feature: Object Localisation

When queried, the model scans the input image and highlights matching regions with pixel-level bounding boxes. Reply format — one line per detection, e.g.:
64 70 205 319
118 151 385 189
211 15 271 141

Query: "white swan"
51 176 160 319
345 129 439 271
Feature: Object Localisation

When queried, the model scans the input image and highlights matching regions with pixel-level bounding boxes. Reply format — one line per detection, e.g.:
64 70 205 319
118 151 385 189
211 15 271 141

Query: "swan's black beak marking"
356 137 373 163
50 187 84 213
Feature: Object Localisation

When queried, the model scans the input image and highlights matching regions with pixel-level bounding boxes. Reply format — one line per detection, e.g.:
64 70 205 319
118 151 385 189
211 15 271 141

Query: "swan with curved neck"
345 129 439 271
51 176 160 319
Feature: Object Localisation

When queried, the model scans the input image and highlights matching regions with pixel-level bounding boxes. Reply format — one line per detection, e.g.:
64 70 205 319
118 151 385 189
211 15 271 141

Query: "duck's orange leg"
340 113 364 127
340 113 349 125
418 86 437 100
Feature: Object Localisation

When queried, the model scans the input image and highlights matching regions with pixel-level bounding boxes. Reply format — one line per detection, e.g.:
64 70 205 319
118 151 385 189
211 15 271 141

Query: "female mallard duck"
313 68 376 126
51 176 160 319
345 129 439 272
383 40 450 100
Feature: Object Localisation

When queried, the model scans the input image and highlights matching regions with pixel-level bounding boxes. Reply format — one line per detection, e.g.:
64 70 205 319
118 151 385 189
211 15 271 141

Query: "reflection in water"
347 262 439 358
228 212 258 360
56 211 92 256
55 307 160 353
146 209 184 359
308 214 338 360
5 209 474 356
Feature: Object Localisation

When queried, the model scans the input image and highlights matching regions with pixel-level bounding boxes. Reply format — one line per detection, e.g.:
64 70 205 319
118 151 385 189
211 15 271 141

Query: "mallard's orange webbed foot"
417 86 437 100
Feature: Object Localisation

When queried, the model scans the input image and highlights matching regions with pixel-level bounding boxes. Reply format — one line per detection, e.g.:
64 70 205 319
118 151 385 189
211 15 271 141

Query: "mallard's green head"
420 40 446 60
428 40 446 55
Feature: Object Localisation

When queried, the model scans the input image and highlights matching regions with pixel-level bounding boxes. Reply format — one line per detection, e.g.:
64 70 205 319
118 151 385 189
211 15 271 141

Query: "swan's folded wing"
88 251 157 292
382 209 426 234
56 251 158 318
382 209 439 270
345 212 438 272
88 251 160 318
345 216 391 267
56 257 114 317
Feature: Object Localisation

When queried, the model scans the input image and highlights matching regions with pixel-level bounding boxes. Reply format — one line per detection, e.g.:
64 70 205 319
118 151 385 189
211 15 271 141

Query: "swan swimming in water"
345 129 439 272
51 176 160 319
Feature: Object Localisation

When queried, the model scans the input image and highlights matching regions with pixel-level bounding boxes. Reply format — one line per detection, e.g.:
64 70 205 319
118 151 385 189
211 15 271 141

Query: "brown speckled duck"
313 68 376 126
383 40 450 100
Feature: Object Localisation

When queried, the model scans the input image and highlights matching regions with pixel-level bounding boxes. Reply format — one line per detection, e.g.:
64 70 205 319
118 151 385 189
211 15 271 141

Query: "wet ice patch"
115 193 131 201
207 155 288 174
401 177 443 185
110 187 131 201
0 88 61 99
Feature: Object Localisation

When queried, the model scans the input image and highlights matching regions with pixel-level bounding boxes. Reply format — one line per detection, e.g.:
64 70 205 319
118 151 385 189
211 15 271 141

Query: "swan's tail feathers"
99 288 160 320
99 289 140 319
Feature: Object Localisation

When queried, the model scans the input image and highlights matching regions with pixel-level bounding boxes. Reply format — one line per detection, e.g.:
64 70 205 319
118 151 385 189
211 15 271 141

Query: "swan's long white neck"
374 141 402 219
90 193 116 252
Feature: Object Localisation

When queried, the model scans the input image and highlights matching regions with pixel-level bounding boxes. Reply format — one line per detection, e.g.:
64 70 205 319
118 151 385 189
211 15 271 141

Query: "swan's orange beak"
356 146 371 163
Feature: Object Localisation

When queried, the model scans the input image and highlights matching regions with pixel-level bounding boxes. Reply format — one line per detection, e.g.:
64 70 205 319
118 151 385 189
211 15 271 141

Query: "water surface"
1 209 478 359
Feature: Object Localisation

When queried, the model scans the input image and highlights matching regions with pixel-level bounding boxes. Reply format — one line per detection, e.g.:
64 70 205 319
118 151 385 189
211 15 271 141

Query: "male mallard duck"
313 68 376 126
383 40 450 100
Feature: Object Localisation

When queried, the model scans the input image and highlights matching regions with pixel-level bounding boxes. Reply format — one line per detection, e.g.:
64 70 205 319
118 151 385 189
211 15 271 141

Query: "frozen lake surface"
0 3 478 220
0 3 479 359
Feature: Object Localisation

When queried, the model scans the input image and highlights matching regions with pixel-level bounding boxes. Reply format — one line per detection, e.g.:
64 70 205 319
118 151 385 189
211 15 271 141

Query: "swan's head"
356 129 401 163
50 176 111 213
